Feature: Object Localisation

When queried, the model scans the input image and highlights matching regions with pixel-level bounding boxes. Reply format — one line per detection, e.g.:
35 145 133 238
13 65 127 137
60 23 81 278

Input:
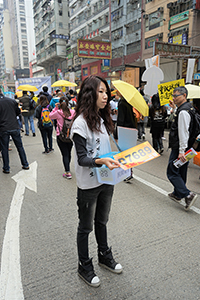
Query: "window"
22 41 27 45
127 41 141 55
20 17 25 22
59 22 63 28
21 23 26 28
23 52 28 56
59 10 62 16
20 11 25 16
23 46 28 50
21 29 26 33
22 35 27 39
146 11 163 31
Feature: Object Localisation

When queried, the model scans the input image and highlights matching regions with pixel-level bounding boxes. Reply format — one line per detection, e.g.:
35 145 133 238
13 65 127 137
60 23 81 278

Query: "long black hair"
74 75 113 133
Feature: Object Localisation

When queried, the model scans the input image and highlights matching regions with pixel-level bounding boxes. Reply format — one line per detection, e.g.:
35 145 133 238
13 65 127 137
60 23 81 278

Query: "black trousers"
57 136 73 172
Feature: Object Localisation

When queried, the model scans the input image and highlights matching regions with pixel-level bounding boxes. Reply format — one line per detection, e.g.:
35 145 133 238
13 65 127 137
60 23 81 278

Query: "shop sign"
170 11 189 25
154 41 190 57
83 67 88 77
67 52 73 60
194 73 200 80
51 34 69 40
77 39 112 59
168 33 188 45
101 66 110 72
90 65 98 75
145 35 159 49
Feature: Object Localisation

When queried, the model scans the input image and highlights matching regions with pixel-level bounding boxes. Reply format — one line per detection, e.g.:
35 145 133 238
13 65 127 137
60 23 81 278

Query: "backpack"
41 106 53 127
188 107 200 141
29 99 36 110
58 116 72 143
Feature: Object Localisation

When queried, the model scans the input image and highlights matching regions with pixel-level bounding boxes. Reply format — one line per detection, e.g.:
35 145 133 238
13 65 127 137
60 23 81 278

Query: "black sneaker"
98 247 122 274
3 169 10 174
124 175 133 183
33 133 36 137
78 258 100 287
185 193 197 211
168 192 181 203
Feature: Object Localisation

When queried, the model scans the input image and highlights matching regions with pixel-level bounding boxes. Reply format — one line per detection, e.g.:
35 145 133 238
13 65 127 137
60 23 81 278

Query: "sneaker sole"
78 273 100 287
98 262 123 274
185 194 198 211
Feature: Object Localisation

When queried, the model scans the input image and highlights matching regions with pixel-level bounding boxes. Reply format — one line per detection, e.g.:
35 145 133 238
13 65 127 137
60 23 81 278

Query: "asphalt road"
0 123 200 300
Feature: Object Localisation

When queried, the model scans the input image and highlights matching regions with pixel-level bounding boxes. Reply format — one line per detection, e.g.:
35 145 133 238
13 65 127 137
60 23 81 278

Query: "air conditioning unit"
158 33 163 38
136 18 140 23
143 14 148 19
158 7 164 12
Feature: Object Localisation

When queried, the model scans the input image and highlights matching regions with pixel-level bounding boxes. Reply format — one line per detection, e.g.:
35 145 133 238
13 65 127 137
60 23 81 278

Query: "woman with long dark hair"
35 95 53 154
49 96 75 178
71 75 122 288
149 93 167 154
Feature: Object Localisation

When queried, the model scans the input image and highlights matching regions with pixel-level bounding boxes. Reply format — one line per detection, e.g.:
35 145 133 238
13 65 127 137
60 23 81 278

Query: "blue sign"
194 73 200 80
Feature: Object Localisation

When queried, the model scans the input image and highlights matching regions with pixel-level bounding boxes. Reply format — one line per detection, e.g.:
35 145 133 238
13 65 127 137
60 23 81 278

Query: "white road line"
0 162 37 300
134 174 200 215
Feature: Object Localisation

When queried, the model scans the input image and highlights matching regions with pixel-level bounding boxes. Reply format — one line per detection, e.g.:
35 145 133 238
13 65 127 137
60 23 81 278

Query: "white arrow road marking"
0 162 37 300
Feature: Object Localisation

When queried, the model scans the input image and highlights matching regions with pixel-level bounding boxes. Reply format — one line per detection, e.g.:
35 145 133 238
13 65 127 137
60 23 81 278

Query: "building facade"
33 0 70 83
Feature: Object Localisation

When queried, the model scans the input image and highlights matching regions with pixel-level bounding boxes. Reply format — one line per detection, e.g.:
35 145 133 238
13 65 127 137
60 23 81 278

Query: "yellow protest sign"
158 79 185 106
113 142 160 170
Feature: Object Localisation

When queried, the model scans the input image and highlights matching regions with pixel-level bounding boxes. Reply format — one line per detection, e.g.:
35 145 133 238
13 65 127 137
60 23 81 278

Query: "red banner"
77 39 112 59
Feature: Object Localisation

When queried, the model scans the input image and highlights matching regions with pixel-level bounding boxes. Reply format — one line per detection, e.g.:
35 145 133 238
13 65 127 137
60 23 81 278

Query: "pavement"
0 122 200 300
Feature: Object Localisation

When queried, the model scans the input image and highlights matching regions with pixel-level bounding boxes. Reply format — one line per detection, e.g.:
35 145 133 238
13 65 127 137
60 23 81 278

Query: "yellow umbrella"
185 84 200 99
112 80 149 116
17 85 38 92
15 91 23 98
51 80 77 87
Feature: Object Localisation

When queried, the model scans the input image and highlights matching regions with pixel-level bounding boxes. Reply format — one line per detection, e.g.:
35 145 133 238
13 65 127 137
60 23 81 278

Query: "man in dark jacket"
19 91 36 136
116 97 137 182
0 89 29 173
167 86 197 210
41 86 52 103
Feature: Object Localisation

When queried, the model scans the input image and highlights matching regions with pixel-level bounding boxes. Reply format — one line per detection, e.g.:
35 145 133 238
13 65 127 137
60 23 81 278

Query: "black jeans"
77 184 114 263
39 126 53 151
167 148 190 198
56 136 73 172
0 129 29 171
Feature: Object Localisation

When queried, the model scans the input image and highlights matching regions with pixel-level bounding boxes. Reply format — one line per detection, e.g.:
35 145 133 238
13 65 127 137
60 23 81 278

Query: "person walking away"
19 91 36 137
67 89 77 109
167 86 198 210
35 95 53 154
49 96 75 179
71 75 122 288
41 86 52 103
149 93 167 154
0 89 29 173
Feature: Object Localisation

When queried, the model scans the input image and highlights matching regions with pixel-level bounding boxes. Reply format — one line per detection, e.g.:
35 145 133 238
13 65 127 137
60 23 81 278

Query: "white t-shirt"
71 114 111 189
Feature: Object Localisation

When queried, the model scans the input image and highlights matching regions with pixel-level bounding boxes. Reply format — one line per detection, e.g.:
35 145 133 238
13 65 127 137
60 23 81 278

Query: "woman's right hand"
95 157 120 170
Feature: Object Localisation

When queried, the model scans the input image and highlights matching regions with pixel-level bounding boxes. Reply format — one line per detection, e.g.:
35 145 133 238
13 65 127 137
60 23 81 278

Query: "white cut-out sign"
142 65 164 97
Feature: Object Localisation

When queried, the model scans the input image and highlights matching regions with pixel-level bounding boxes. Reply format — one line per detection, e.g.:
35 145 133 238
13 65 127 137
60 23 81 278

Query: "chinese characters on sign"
154 41 190 57
77 39 112 59
158 79 185 106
